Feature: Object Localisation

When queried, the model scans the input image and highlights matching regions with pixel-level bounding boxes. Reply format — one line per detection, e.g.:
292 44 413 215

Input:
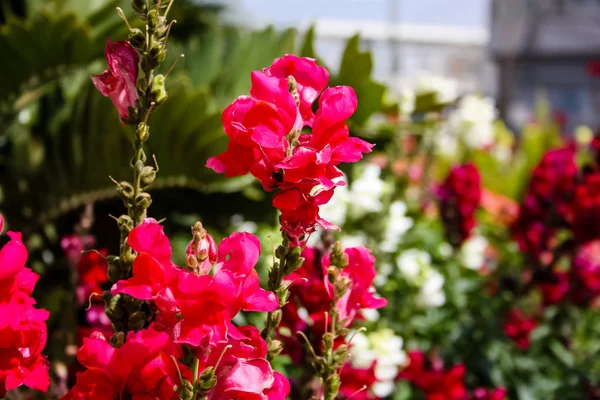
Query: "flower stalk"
98 0 179 344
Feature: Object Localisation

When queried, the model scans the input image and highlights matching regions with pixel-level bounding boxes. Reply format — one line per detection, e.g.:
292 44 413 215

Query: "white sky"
234 0 491 28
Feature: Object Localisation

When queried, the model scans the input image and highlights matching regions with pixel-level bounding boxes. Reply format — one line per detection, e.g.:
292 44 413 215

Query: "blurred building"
491 0 600 131
311 18 494 96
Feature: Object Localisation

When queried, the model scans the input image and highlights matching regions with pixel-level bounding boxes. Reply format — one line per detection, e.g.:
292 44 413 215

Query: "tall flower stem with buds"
262 232 303 356
93 0 180 345
314 242 351 400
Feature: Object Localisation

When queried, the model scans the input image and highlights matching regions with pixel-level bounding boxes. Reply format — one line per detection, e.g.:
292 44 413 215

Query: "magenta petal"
217 232 261 276
0 231 28 281
127 219 172 266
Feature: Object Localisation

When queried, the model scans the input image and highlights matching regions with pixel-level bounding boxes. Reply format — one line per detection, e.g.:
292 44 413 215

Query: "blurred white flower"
399 87 415 116
361 308 380 322
341 232 368 248
374 262 393 287
349 164 385 217
415 74 458 104
397 249 446 308
380 201 413 253
437 242 454 259
416 269 446 308
460 235 489 271
396 249 431 281
349 329 407 398
449 94 497 150
229 214 257 233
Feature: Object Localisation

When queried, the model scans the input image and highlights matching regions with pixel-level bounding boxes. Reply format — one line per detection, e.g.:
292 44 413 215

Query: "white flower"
341 232 368 248
415 74 458 104
349 329 407 398
374 262 393 287
416 269 446 308
380 201 413 253
319 179 350 227
460 235 488 271
396 249 431 281
449 94 497 150
399 87 415 116
229 214 257 233
348 164 385 217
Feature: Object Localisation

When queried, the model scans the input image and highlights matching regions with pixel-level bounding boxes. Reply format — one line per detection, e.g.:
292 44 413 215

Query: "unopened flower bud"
178 378 194 400
197 367 217 393
116 181 135 200
140 166 156 186
333 344 349 365
147 9 158 31
128 311 146 331
117 215 134 235
137 122 149 142
149 74 168 105
121 248 136 266
109 331 125 348
275 245 286 259
131 0 147 15
135 192 152 209
106 256 123 281
267 338 283 358
128 28 145 49
275 286 289 307
186 222 217 275
271 309 283 326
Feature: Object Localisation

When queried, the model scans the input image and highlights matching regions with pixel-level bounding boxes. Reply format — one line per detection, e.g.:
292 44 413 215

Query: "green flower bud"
131 0 147 16
117 215 134 235
149 74 168 106
178 379 194 400
107 257 123 281
109 331 125 348
197 367 217 393
128 311 146 331
147 9 158 31
128 28 145 49
137 122 150 142
140 166 157 186
135 192 152 209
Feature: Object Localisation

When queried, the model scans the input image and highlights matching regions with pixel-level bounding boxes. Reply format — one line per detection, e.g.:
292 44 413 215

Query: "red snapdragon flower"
338 362 378 400
322 246 387 327
63 328 188 399
399 351 467 400
91 39 139 121
472 387 507 400
503 309 536 350
572 172 600 244
76 249 109 305
512 146 577 259
278 246 386 366
198 326 290 399
438 163 482 247
207 56 372 244
111 219 277 347
538 270 570 306
572 239 600 304
0 231 50 396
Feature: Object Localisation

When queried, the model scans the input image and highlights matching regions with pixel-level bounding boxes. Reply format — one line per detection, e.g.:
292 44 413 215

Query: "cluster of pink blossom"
0 217 50 396
65 219 288 398
437 163 482 247
207 55 373 243
277 246 386 395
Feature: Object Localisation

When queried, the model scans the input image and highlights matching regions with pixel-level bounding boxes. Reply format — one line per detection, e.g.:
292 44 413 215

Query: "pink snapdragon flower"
207 56 373 244
0 230 50 396
91 39 140 121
